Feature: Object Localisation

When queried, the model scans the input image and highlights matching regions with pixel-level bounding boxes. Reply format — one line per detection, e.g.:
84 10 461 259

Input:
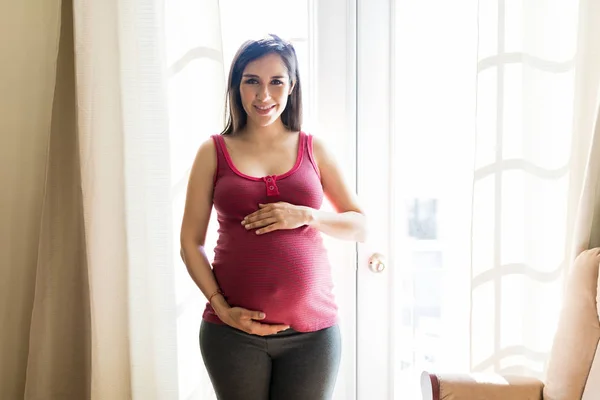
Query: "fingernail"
259 313 266 318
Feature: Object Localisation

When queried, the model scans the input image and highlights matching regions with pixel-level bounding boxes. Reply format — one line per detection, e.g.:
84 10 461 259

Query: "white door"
356 1 478 398
311 1 357 400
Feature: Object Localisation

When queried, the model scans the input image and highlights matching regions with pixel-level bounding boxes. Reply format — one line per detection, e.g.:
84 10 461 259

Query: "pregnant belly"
214 258 333 325
210 228 337 329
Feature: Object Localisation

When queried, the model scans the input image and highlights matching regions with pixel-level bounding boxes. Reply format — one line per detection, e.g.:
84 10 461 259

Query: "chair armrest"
420 371 544 400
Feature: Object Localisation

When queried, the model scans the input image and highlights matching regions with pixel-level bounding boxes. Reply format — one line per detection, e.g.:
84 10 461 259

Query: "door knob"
368 253 386 273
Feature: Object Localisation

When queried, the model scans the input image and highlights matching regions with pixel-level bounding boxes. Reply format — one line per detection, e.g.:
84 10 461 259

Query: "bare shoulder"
198 135 217 153
189 136 217 183
181 136 218 245
309 134 336 166
196 136 217 165
307 133 362 214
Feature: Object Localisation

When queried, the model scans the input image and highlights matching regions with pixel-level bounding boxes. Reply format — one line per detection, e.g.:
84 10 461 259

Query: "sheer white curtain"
391 0 600 386
73 0 179 398
470 0 600 377
164 1 225 398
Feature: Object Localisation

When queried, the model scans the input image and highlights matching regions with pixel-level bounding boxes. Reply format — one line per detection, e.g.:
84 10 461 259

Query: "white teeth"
256 105 274 110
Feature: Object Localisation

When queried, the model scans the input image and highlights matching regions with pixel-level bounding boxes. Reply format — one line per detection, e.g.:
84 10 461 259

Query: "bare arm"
180 138 289 335
179 139 231 314
241 136 367 241
308 136 367 242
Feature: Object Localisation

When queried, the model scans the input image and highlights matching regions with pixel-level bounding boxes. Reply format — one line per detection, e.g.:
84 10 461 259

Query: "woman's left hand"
242 202 312 235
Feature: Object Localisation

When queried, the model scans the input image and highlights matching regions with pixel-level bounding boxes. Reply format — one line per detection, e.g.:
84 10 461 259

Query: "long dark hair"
221 34 303 135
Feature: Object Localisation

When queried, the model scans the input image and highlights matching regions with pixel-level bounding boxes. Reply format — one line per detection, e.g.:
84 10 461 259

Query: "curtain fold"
72 0 132 396
72 0 179 397
0 1 64 398
1 0 193 397
570 0 600 257
576 99 600 251
1 0 180 398
24 0 91 398
571 91 600 255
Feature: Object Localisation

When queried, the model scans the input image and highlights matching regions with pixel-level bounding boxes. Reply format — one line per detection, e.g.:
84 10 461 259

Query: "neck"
242 119 290 142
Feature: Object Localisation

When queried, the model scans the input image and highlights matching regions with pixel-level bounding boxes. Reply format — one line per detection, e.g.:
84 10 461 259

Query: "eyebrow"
243 74 287 79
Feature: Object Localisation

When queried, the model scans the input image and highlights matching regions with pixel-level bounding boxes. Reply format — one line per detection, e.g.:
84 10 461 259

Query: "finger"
243 210 274 224
256 223 281 235
247 321 290 336
245 217 278 230
241 309 266 320
258 202 284 210
261 202 286 208
242 207 272 223
241 211 259 223
270 324 290 332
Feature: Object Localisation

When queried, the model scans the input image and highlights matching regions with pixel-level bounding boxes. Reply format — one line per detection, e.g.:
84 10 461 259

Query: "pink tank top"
202 132 338 332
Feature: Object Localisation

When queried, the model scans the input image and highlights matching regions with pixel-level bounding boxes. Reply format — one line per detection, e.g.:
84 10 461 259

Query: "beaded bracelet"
208 288 224 304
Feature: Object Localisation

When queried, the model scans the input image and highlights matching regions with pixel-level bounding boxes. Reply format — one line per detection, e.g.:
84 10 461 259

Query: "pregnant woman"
180 34 367 400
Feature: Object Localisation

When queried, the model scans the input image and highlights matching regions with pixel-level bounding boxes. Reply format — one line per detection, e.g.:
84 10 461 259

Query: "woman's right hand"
218 306 290 336
211 294 290 336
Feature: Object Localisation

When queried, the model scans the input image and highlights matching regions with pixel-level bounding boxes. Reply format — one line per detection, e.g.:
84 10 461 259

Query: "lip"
253 104 276 116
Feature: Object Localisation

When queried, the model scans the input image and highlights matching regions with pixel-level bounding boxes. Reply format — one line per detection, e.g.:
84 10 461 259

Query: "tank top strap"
211 134 227 159
211 134 231 184
302 132 322 180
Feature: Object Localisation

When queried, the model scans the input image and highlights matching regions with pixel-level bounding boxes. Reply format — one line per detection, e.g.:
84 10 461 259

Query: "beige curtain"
23 0 91 397
572 94 600 254
571 0 600 256
0 0 89 399
1 0 180 398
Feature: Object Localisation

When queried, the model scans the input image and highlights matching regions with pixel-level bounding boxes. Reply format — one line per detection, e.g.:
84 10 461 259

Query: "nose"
256 84 270 101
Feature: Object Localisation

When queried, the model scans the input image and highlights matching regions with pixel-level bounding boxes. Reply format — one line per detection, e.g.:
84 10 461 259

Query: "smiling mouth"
254 104 276 115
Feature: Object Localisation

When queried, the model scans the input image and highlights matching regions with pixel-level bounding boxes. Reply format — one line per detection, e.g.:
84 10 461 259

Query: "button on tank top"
202 132 338 332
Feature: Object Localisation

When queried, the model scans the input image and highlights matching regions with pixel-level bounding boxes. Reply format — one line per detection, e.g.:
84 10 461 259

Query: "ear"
289 81 295 95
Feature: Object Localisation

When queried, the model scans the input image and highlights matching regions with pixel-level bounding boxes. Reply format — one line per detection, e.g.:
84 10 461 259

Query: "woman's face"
239 53 294 129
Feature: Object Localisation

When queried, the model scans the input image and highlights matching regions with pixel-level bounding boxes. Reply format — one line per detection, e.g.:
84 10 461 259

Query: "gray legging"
200 320 342 400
